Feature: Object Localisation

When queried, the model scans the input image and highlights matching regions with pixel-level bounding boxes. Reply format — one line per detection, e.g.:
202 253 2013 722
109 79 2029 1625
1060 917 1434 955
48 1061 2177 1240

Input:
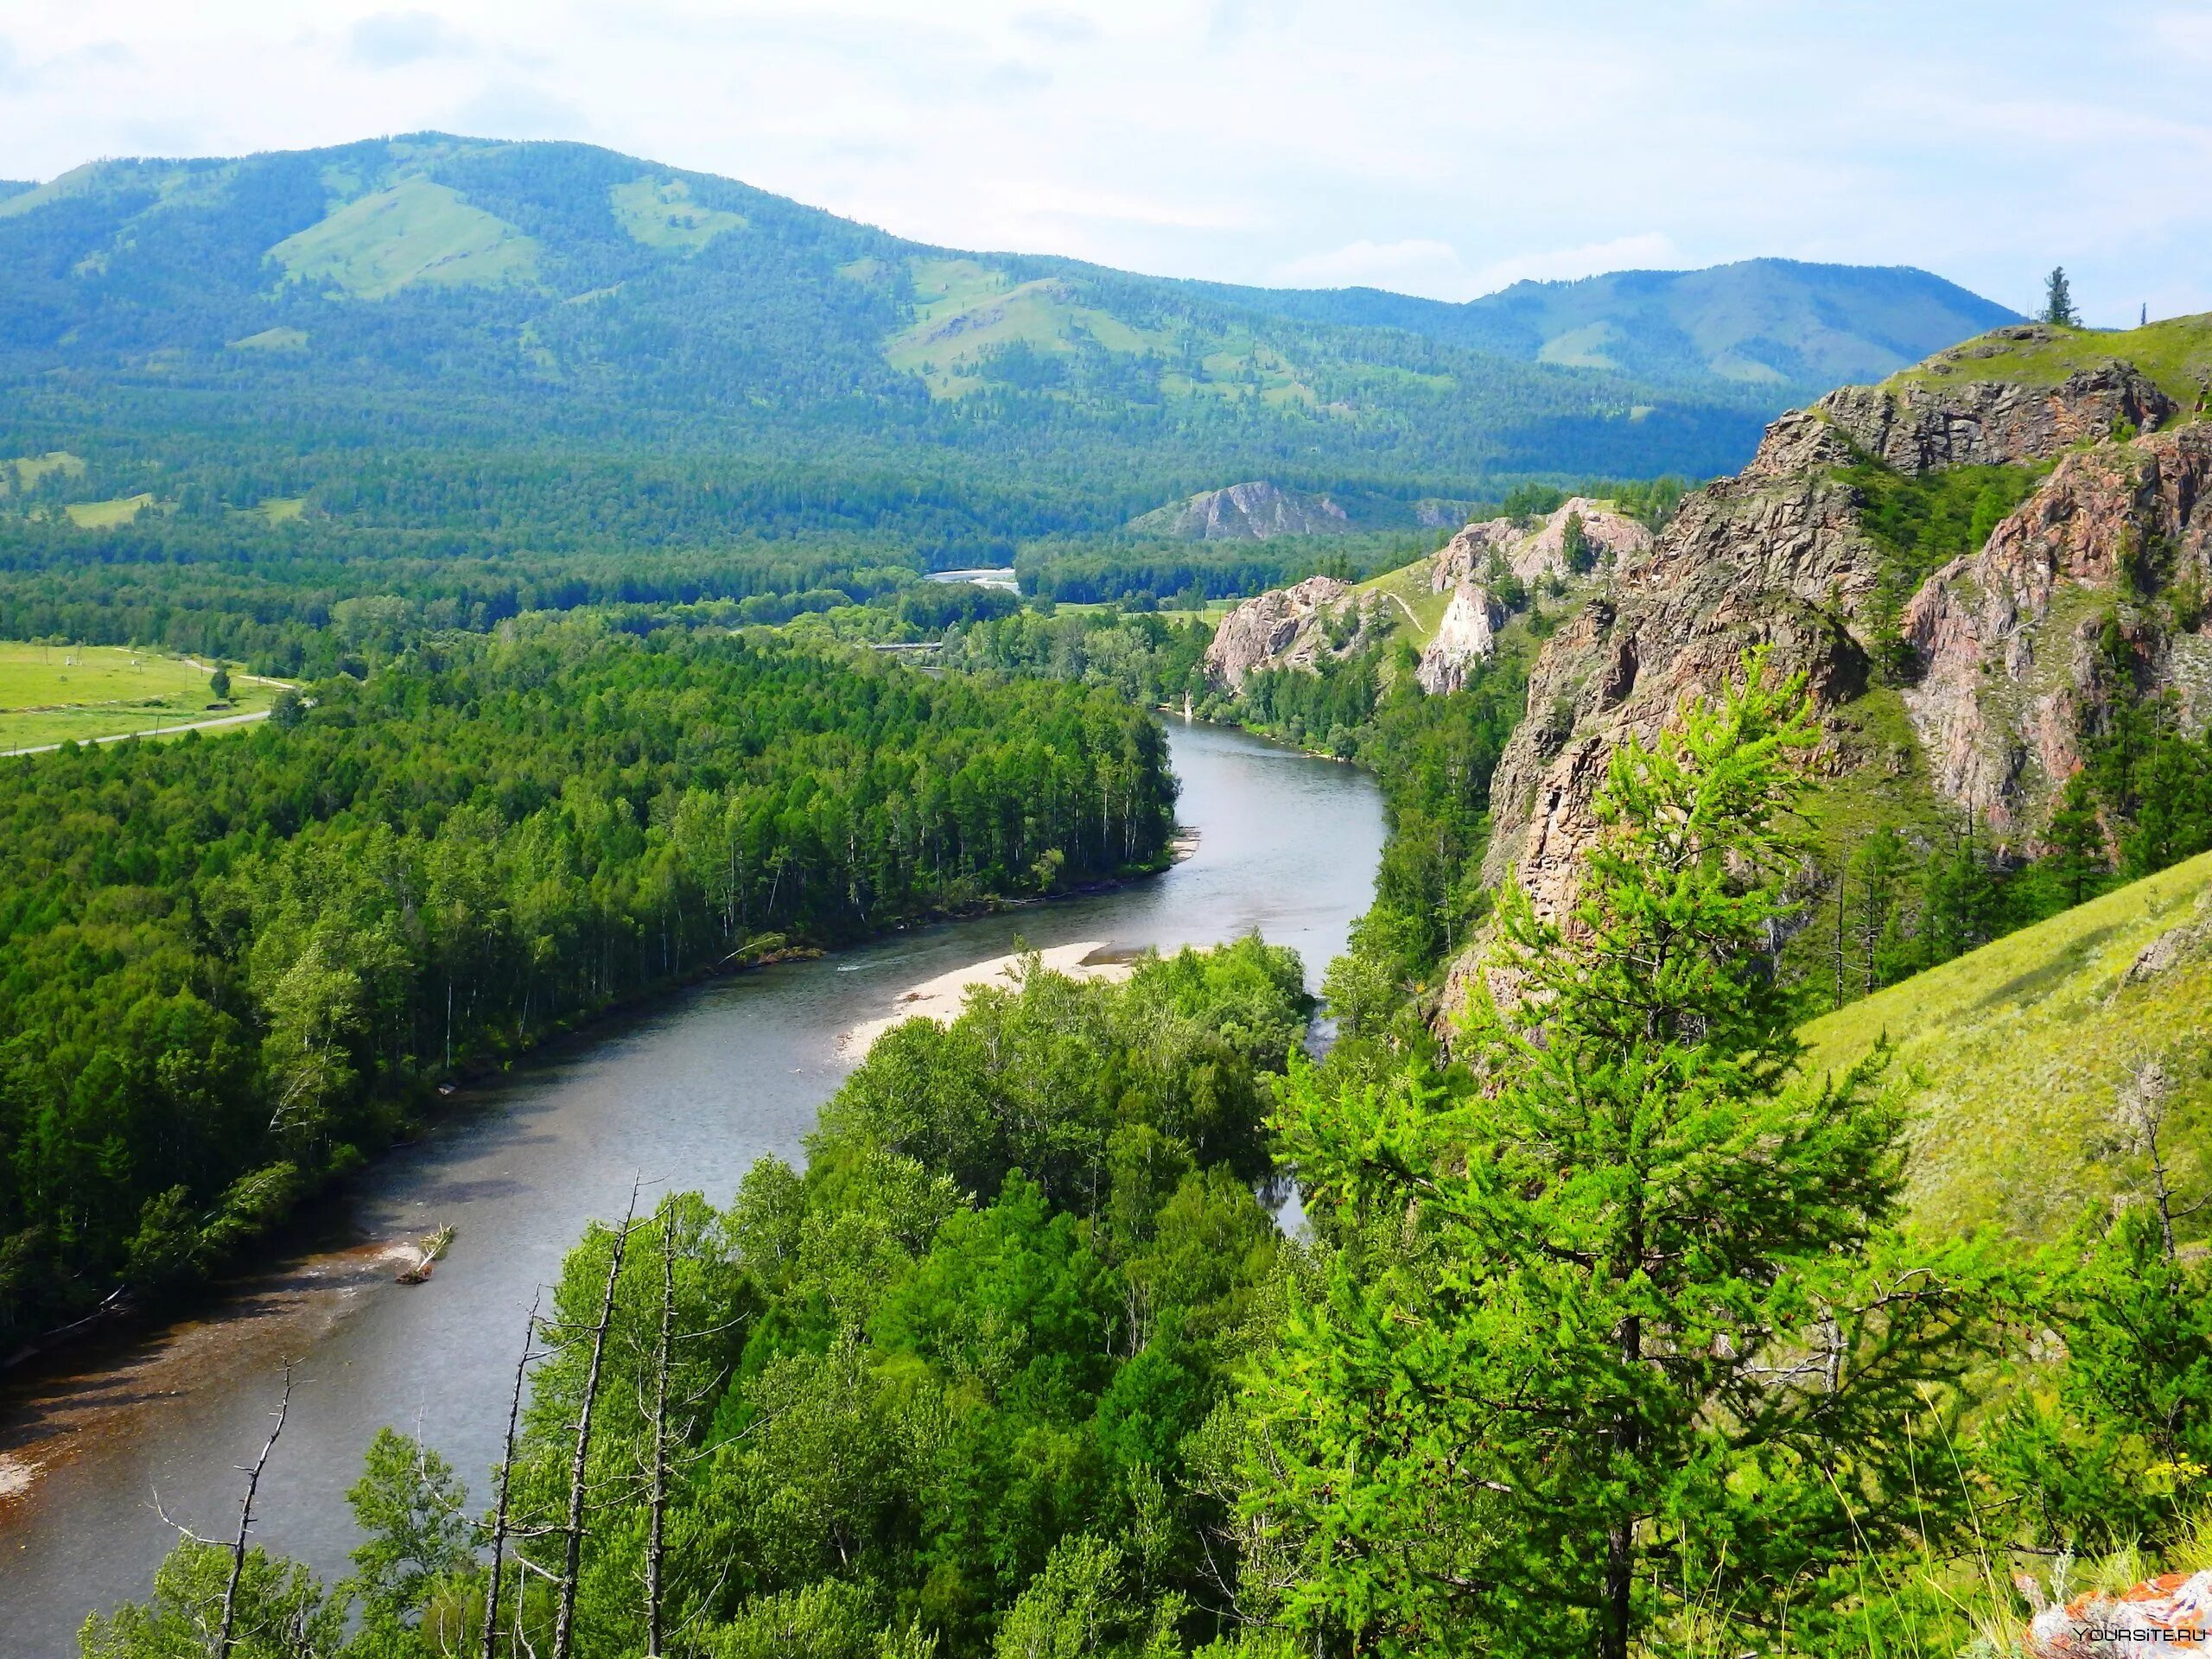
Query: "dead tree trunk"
219 1366 293 1659
645 1209 676 1657
552 1181 639 1659
479 1291 542 1659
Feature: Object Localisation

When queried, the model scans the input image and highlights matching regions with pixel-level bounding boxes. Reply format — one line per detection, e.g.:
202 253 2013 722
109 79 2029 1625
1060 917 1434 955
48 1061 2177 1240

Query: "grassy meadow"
1800 846 2212 1243
0 641 281 751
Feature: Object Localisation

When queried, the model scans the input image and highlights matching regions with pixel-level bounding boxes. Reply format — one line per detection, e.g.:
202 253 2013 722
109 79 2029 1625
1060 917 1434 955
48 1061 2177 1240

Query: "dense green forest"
0 138 1782 568
0 623 1174 1349
83 670 2212 1658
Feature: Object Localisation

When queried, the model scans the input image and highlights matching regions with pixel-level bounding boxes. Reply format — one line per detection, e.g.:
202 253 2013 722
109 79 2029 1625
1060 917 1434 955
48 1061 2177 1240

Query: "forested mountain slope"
0 136 2006 564
1184 257 2019 393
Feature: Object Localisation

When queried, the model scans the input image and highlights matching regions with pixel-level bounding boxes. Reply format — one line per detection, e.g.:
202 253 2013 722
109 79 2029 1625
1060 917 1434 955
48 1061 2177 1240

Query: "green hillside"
1801 849 2212 1243
0 134 1777 516
0 137 2019 554
1895 312 2212 410
1179 258 2018 394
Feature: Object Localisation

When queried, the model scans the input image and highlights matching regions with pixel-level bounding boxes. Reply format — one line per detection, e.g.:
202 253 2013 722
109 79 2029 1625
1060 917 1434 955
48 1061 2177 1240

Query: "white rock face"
1202 575 1372 690
1415 584 1504 694
1433 498 1655 588
1129 480 1351 540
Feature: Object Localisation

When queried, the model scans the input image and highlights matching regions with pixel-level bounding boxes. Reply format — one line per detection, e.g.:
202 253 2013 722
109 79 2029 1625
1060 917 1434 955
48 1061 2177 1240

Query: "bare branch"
480 1289 543 1659
219 1364 293 1659
553 1179 640 1659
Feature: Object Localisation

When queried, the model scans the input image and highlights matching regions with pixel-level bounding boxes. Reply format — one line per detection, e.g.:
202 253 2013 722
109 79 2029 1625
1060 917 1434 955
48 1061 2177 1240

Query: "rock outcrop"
1447 334 2210 1020
1433 498 1655 588
1202 575 1383 690
2019 1567 2212 1656
1899 423 2212 834
1128 480 1351 541
1821 330 2179 472
1416 585 1505 694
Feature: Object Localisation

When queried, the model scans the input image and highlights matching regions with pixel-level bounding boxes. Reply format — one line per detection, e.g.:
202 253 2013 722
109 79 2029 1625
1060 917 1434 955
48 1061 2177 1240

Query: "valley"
0 100 2208 1659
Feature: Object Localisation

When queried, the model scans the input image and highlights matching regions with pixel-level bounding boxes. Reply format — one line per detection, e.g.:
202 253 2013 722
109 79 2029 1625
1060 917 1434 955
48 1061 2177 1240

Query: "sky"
2 0 2206 324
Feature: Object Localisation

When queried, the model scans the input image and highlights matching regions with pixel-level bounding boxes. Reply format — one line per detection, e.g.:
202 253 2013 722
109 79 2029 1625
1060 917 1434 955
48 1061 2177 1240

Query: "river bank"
0 721 1386 1655
1 843 1190 1382
837 939 1139 1055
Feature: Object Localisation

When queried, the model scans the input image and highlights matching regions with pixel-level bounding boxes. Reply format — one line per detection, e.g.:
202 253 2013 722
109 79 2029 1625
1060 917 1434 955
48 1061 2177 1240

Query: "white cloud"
350 11 473 69
1013 9 1096 43
448 80 590 143
0 1 2202 319
2152 8 2212 62
1268 239 1471 297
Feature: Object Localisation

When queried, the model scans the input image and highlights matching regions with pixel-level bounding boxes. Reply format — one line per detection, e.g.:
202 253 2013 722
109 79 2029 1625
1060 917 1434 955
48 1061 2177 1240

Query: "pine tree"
1253 654 1991 1658
1561 509 1595 575
2044 266 2081 327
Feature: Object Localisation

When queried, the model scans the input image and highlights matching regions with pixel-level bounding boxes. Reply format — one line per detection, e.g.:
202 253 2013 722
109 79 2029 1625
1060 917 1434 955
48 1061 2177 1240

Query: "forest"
79 667 2212 1658
0 622 1175 1351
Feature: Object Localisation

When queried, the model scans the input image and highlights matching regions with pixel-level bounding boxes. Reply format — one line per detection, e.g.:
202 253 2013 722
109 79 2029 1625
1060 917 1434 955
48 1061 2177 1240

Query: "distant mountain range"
0 135 2016 553
1196 261 2018 392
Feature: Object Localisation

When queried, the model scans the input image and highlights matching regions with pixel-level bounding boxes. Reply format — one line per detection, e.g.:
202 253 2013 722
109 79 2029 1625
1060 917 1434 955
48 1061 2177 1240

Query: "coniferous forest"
0 624 1173 1351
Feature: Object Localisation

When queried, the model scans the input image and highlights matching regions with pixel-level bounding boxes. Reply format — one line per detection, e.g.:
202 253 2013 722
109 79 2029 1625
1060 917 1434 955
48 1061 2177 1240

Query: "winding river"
0 721 1384 1654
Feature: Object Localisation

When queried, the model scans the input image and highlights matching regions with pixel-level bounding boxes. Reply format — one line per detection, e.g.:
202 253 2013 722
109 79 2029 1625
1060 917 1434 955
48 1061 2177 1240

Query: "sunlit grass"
0 641 282 751
1800 848 2212 1241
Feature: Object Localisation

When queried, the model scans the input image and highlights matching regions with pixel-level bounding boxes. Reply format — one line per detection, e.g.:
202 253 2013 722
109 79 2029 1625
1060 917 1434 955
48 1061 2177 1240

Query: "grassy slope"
1800 849 2212 1243
607 176 747 251
882 256 1322 407
1896 314 2212 414
269 178 540 299
62 493 156 526
0 641 278 748
1357 557 1452 643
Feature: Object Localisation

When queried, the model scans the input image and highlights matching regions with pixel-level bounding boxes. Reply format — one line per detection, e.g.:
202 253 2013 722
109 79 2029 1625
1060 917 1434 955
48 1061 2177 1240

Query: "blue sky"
3 0 2205 322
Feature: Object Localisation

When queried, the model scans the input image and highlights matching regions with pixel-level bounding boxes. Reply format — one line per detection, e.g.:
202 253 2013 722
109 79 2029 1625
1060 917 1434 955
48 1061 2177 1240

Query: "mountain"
1181 259 2020 396
0 136 2011 564
1440 313 2212 1014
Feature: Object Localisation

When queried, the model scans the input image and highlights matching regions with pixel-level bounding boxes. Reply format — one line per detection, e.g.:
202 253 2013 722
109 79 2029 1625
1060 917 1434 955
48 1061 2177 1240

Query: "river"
0 721 1383 1654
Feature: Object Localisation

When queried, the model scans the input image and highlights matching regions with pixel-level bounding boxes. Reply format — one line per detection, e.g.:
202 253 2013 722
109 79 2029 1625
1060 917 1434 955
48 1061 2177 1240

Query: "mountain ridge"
1166 257 2020 395
0 133 2018 554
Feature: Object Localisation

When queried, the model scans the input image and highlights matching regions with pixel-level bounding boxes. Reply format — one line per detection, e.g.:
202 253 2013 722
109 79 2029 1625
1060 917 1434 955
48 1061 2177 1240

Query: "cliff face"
1416 585 1505 693
1128 480 1352 540
1455 325 2212 1014
1203 575 1386 690
1901 423 2212 832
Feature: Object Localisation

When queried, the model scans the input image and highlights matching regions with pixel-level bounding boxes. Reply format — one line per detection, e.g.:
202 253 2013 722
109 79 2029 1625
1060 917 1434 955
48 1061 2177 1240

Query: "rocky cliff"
1901 423 2212 833
1433 497 1654 587
1416 585 1506 693
1202 575 1388 690
1128 480 1353 540
1450 317 2212 1014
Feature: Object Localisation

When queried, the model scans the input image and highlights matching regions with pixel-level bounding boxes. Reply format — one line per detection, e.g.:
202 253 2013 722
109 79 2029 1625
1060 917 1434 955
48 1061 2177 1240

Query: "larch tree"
1248 653 1993 1659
